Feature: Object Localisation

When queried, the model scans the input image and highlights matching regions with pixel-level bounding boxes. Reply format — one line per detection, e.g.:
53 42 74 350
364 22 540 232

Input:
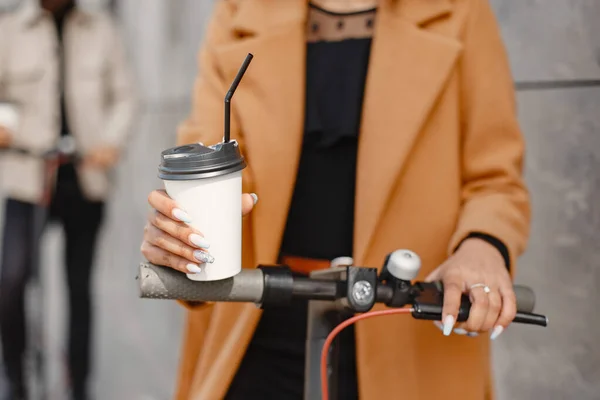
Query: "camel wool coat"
172 0 530 399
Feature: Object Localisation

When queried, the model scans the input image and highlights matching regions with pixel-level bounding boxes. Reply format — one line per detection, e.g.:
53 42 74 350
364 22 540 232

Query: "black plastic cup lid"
158 140 246 180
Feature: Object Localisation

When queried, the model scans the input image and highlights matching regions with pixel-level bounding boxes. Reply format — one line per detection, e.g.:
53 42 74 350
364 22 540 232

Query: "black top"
280 5 375 260
53 4 78 183
53 4 74 139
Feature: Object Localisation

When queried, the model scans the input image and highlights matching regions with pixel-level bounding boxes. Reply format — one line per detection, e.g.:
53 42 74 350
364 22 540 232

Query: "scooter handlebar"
138 263 543 323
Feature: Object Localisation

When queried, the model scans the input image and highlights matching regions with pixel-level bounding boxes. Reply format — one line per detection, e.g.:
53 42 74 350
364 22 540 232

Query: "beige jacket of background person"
0 2 137 203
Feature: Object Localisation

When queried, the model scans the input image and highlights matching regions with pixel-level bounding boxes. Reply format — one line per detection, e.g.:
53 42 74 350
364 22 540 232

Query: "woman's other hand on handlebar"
426 238 515 340
0 125 13 148
141 189 257 274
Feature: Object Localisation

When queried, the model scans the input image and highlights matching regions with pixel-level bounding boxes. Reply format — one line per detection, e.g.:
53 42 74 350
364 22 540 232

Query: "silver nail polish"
194 250 215 264
467 332 479 337
433 321 444 331
453 328 468 335
186 263 202 274
189 234 210 249
250 193 258 205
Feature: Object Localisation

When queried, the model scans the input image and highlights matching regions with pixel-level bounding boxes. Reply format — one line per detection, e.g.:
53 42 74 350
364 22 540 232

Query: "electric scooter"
138 250 547 400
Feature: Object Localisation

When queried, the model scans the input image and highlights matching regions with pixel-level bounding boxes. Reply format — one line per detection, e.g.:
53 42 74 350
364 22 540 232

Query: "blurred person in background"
0 0 136 399
141 0 530 399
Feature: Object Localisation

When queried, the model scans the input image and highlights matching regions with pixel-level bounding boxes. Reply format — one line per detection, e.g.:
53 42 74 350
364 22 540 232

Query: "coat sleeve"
448 0 531 270
102 15 138 148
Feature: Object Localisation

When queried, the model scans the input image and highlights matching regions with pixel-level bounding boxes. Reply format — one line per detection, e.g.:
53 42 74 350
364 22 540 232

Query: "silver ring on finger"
469 283 491 294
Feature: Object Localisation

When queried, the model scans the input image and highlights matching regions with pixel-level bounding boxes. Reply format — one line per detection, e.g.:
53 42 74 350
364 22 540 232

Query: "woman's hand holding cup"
141 189 257 274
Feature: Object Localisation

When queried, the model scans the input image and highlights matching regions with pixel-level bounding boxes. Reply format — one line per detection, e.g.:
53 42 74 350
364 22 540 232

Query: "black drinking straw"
224 53 254 143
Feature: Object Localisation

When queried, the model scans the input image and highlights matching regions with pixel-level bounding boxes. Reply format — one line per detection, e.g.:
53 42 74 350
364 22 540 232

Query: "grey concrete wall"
490 1 600 399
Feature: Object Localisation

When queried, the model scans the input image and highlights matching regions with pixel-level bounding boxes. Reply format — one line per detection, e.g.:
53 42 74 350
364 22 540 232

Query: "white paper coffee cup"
159 141 246 281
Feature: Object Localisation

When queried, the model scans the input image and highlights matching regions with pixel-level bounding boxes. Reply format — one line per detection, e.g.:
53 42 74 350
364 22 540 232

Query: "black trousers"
0 165 104 397
225 287 359 399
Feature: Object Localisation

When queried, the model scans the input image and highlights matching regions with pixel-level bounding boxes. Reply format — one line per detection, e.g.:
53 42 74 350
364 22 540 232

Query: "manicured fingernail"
453 328 468 335
189 234 210 249
186 263 202 274
433 321 444 331
467 332 479 337
490 325 504 340
250 193 258 205
194 250 215 264
442 315 455 336
172 208 191 223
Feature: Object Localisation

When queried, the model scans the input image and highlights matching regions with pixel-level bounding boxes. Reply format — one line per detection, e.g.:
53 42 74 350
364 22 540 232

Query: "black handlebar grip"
138 263 265 303
514 285 536 313
411 282 546 327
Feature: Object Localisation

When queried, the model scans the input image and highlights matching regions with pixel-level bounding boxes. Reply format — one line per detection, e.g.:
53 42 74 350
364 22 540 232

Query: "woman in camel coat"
141 0 530 398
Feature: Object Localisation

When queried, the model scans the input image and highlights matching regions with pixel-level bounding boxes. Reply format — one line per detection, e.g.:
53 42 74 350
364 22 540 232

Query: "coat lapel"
353 0 461 264
215 0 308 265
